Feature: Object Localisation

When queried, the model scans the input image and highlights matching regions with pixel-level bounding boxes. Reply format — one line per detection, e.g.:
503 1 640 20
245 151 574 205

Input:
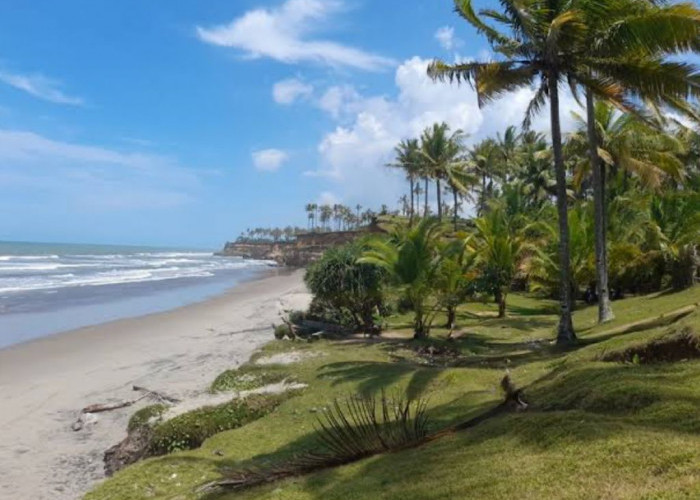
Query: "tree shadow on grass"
318 360 445 400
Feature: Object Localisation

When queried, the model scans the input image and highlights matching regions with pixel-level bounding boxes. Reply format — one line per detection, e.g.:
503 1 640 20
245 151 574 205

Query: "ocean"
0 241 276 348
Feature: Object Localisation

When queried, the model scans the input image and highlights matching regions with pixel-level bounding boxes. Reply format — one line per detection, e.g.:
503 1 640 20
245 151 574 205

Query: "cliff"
218 226 384 267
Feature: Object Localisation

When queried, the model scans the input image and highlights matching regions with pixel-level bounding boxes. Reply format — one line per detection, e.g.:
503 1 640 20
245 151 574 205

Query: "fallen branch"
72 386 179 432
132 385 180 404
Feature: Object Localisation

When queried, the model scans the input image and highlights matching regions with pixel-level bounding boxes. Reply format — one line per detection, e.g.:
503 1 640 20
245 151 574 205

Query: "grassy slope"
87 287 700 500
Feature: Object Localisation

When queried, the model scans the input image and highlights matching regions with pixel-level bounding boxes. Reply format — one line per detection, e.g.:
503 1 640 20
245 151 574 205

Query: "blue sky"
0 0 575 249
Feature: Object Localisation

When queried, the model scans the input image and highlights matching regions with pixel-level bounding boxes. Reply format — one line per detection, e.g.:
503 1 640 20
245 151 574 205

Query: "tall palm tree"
390 139 422 223
576 0 700 324
427 0 679 343
420 122 465 222
468 138 500 216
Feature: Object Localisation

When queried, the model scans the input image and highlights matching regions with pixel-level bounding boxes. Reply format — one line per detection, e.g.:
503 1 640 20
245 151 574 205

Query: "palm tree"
469 206 531 318
427 0 656 344
420 122 465 222
468 138 500 216
361 218 445 338
390 139 422 223
648 192 700 290
576 0 700 324
319 205 333 231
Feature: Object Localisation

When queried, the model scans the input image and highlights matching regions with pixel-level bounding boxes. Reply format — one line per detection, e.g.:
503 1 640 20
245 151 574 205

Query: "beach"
0 269 310 500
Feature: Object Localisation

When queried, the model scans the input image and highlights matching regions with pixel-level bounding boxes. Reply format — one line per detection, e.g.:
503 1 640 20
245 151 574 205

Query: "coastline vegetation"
88 0 700 498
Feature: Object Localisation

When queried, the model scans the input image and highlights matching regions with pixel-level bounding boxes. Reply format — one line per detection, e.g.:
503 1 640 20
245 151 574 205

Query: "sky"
0 0 581 249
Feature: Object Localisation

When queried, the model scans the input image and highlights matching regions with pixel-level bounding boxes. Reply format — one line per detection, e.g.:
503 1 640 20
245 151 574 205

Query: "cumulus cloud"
0 129 200 210
252 148 289 171
435 26 461 51
0 70 83 106
273 78 314 104
309 57 581 207
196 0 394 71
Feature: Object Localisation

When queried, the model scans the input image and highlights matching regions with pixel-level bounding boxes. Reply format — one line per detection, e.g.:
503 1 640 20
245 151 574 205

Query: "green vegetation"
304 242 385 332
211 365 290 393
127 404 168 433
87 287 700 500
89 1 700 498
149 393 296 456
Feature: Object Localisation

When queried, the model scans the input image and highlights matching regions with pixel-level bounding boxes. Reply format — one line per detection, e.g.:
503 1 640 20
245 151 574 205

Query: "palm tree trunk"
481 173 487 215
436 179 442 220
424 178 429 217
586 90 614 324
549 72 577 345
409 177 415 225
452 186 459 231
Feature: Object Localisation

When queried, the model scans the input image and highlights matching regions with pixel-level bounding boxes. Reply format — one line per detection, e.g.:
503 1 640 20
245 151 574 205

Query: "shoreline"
0 269 310 500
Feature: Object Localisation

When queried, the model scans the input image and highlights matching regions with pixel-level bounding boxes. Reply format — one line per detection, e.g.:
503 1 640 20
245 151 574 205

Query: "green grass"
86 287 700 500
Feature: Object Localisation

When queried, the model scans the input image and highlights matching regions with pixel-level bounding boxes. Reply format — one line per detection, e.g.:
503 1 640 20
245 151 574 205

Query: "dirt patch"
255 351 320 366
601 328 700 364
413 344 463 366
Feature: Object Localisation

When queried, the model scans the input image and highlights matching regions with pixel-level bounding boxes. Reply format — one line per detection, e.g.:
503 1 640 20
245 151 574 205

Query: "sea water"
0 241 275 348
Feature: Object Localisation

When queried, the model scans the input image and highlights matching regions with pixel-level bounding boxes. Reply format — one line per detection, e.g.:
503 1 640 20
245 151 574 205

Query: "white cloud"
273 78 314 104
316 84 363 119
435 26 461 51
0 129 200 210
196 0 395 71
252 148 289 171
309 57 581 207
0 70 83 106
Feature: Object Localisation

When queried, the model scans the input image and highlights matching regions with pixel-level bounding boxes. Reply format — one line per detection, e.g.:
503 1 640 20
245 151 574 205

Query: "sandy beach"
0 269 310 500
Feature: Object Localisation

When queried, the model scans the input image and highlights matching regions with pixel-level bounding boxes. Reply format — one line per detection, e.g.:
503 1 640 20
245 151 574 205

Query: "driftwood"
72 386 179 431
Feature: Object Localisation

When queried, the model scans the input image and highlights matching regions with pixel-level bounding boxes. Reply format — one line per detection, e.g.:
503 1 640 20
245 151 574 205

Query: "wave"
0 252 272 294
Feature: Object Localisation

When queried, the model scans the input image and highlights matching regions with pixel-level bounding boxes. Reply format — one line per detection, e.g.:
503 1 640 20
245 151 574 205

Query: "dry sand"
0 269 310 500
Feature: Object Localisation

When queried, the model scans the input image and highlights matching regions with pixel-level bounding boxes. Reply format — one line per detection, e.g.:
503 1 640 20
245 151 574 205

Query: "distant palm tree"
390 139 422 223
420 122 465 222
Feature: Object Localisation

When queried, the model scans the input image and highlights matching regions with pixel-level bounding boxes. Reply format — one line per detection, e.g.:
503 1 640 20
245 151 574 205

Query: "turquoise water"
0 241 275 348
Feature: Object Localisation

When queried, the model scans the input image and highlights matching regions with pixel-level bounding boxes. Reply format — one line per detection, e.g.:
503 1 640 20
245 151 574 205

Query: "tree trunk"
445 306 456 329
436 179 442 220
549 72 577 345
586 90 614 323
409 177 415 225
452 186 459 231
481 173 487 215
495 289 507 318
424 178 429 217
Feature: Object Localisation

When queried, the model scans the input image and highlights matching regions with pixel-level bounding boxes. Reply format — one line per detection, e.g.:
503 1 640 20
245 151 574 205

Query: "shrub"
304 242 385 333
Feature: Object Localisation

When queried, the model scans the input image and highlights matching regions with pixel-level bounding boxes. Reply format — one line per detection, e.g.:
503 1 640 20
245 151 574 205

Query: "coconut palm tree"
648 192 700 290
420 122 466 222
576 0 700 324
360 218 445 338
427 0 664 343
390 139 422 223
469 206 531 318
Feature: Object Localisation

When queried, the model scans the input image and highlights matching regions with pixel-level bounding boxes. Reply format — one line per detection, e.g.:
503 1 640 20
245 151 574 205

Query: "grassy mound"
149 393 298 456
211 364 290 393
87 287 700 500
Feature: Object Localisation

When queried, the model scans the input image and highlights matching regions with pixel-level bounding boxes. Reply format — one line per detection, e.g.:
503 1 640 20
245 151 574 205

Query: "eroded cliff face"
217 228 382 267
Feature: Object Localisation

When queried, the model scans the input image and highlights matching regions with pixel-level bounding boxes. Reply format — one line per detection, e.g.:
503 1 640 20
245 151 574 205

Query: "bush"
148 393 294 455
304 242 385 333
